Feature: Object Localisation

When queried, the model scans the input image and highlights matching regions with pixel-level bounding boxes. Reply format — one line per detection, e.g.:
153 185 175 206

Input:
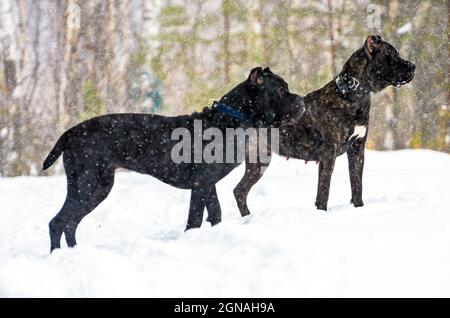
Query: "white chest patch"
350 125 367 139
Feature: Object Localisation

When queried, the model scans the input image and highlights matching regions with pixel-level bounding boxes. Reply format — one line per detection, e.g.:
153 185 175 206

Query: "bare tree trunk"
53 0 64 128
117 0 132 112
3 59 16 96
92 2 106 93
391 88 402 149
63 0 81 124
443 0 450 152
246 3 257 68
25 0 41 108
327 0 337 77
15 0 26 75
386 0 399 150
105 0 116 113
415 3 433 147
447 0 450 110
10 0 27 175
0 1 13 175
257 0 270 66
222 0 231 84
336 0 347 39
279 0 294 78
1 57 16 176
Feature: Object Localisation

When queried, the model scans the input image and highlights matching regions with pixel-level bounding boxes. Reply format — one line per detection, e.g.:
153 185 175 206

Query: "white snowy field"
0 149 449 297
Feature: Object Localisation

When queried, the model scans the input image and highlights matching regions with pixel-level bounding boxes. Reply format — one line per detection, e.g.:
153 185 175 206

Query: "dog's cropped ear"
249 67 265 85
364 35 382 59
263 67 273 74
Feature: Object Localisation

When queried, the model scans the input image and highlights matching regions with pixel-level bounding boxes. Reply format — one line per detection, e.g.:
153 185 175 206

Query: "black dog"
43 67 305 252
232 36 415 215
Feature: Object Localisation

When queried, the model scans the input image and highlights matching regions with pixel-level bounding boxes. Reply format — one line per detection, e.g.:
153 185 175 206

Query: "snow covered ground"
0 149 449 297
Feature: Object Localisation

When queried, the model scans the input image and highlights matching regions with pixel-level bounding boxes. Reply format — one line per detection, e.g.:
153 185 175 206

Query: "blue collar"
212 101 253 125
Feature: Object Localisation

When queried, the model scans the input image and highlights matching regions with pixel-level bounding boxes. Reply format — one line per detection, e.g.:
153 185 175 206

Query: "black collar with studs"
335 73 370 98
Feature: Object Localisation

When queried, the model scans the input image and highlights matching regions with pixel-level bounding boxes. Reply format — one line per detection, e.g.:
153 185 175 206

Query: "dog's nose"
409 62 416 72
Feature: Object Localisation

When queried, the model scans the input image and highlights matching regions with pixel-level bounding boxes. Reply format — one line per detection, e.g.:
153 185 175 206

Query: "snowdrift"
0 150 449 297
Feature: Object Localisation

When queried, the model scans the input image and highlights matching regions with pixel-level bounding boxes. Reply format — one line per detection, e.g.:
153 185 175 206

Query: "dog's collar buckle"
348 77 360 90
335 74 361 95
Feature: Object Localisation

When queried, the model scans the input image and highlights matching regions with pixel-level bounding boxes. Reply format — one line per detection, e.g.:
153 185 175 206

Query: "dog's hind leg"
205 185 221 226
49 175 79 252
233 159 270 217
63 169 115 248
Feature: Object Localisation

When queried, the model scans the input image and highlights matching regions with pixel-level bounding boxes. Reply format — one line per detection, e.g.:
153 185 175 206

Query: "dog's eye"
277 87 286 96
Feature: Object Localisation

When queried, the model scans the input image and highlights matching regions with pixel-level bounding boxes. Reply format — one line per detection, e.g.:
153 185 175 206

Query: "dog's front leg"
233 137 272 217
205 185 222 226
186 186 212 230
233 159 271 217
347 137 366 207
315 147 337 211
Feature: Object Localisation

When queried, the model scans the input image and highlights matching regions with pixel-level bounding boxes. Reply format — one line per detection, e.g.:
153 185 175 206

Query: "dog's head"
245 67 305 127
343 35 416 93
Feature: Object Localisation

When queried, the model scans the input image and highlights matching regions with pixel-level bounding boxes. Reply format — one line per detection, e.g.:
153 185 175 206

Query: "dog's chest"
350 125 367 139
313 93 369 137
313 103 351 136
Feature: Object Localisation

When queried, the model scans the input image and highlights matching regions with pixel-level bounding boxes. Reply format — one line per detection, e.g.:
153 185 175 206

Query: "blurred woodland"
0 0 448 176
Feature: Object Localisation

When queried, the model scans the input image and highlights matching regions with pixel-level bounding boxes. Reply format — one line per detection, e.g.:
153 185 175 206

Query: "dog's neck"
207 81 263 129
212 101 255 128
335 73 370 99
219 81 256 116
335 49 373 101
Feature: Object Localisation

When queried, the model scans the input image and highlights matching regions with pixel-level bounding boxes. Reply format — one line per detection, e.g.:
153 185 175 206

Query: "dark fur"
232 36 415 215
43 67 304 252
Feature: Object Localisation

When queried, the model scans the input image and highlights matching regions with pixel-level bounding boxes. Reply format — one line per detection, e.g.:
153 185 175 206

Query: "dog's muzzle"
394 61 416 87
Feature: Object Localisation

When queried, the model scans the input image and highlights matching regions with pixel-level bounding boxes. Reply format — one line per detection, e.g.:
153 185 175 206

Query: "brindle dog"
232 35 415 215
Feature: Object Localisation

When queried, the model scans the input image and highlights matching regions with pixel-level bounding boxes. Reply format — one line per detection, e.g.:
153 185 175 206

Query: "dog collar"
335 73 363 96
212 101 253 126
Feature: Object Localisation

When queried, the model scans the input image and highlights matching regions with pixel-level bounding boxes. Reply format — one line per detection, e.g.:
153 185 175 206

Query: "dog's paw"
206 217 222 226
350 198 364 207
315 201 328 211
240 214 253 224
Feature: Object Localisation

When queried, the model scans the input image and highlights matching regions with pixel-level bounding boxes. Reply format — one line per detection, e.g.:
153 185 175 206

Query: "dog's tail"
43 132 69 170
